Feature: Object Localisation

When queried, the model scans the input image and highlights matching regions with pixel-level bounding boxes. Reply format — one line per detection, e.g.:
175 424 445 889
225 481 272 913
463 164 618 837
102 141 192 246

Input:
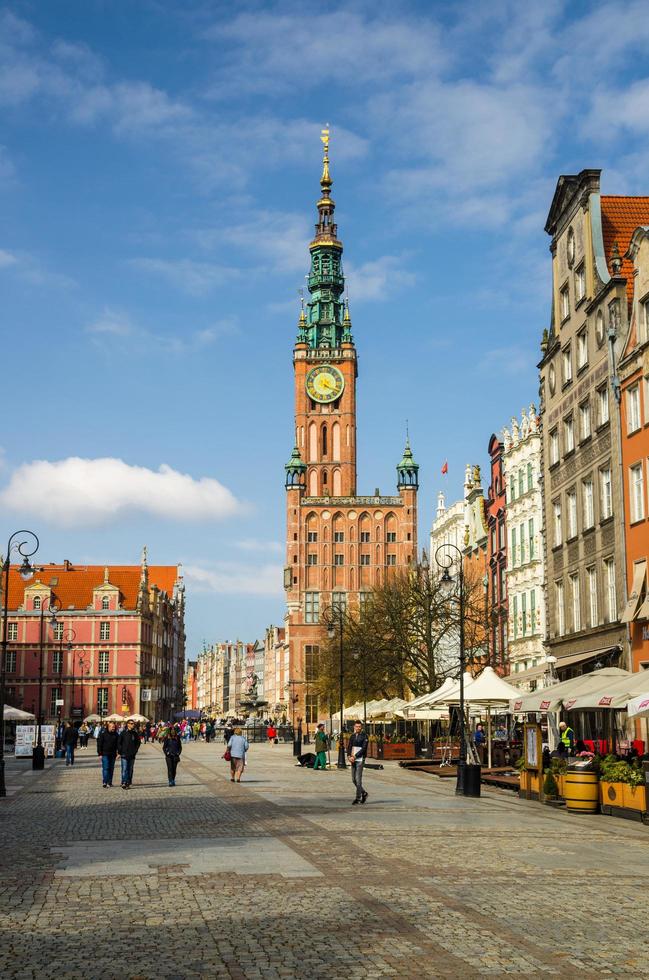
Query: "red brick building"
2 551 185 722
283 135 419 724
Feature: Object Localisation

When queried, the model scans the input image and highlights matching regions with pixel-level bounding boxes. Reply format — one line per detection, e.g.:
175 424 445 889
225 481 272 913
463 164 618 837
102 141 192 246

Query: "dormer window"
102 596 110 610
33 596 41 610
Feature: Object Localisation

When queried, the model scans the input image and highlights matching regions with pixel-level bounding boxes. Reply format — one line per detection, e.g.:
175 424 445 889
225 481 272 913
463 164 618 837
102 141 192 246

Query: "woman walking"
163 726 182 787
227 727 249 783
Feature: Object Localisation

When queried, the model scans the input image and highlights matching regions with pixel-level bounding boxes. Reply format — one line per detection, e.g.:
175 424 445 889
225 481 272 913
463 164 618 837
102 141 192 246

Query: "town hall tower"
284 131 419 724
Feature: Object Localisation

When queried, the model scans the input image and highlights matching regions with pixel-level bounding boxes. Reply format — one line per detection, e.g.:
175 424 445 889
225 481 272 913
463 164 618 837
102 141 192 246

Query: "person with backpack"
313 723 328 770
97 721 119 788
162 726 182 787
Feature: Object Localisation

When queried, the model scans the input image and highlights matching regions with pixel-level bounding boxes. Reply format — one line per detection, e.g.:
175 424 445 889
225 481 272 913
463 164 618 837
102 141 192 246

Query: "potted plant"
622 764 646 812
542 769 562 805
549 757 568 798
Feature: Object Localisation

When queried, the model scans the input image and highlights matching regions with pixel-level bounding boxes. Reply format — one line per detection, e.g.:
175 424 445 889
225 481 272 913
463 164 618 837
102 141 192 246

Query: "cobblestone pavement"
1 741 649 978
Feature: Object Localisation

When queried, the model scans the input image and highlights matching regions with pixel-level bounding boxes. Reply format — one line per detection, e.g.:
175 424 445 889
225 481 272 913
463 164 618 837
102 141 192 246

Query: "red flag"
441 460 448 475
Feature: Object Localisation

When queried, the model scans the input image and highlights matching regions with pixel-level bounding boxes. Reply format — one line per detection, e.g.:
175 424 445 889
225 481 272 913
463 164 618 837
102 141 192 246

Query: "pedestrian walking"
346 721 369 805
163 726 182 786
227 727 249 783
117 718 141 789
266 723 277 744
97 721 119 787
62 722 78 767
78 722 90 748
224 721 234 745
313 723 328 770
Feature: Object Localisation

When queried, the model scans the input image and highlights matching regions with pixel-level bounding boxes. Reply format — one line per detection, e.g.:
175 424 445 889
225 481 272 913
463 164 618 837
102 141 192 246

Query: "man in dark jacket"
117 719 141 789
346 721 369 805
97 721 119 788
162 727 182 786
62 722 78 767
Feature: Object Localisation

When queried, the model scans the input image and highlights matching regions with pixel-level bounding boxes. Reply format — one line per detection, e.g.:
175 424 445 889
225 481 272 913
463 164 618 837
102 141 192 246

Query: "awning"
507 663 549 686
554 647 621 671
564 670 649 711
510 667 629 713
621 559 646 623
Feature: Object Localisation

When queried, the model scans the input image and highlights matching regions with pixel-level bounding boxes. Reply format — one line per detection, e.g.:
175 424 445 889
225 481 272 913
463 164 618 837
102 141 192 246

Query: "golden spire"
320 124 331 188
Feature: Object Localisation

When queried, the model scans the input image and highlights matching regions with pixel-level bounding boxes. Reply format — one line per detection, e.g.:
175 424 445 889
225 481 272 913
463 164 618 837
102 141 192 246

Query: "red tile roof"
4 563 179 612
601 196 649 306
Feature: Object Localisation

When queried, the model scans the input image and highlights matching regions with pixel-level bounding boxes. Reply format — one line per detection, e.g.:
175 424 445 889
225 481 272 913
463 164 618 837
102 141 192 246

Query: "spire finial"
320 124 330 187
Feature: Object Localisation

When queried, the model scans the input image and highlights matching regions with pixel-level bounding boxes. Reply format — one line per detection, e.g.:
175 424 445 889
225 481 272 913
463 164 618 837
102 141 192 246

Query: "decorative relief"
602 522 615 548
568 541 579 565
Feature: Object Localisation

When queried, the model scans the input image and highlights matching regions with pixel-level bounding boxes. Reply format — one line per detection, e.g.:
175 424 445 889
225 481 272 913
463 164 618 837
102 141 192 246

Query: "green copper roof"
397 438 418 470
285 445 307 472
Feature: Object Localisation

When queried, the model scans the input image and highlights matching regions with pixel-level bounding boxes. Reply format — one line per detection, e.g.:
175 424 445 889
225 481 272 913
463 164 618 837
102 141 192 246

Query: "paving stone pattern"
0 741 648 978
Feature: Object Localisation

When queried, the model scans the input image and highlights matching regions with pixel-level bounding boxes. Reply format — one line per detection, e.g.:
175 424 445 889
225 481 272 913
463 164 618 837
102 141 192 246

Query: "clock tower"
283 130 419 727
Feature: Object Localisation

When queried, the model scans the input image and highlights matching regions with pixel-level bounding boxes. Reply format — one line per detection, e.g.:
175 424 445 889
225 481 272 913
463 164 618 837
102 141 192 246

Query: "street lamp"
327 605 347 769
57 628 75 724
0 530 39 795
33 597 60 770
434 543 467 795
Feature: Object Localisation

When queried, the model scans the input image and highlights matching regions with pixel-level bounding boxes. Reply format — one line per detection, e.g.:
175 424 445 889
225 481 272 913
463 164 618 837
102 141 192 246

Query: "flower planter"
600 781 624 807
380 742 415 760
556 774 566 799
529 772 541 800
518 769 540 800
623 784 647 812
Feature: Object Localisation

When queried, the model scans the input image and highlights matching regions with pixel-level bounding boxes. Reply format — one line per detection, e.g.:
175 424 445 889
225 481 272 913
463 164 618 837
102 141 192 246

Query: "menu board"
15 725 56 758
524 722 542 771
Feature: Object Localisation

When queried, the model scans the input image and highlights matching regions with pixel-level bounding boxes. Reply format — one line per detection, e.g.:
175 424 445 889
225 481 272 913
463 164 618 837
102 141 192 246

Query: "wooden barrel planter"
565 769 599 814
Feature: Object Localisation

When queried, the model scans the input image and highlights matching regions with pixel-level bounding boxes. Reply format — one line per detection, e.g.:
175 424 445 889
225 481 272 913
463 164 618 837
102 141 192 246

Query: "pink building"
3 551 185 722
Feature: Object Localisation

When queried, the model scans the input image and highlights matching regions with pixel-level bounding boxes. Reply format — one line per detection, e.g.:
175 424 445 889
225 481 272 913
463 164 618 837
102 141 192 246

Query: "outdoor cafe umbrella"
3 705 35 721
562 670 649 712
445 667 520 768
627 692 649 719
103 713 125 722
126 714 150 723
402 677 457 717
509 667 629 714
84 714 101 724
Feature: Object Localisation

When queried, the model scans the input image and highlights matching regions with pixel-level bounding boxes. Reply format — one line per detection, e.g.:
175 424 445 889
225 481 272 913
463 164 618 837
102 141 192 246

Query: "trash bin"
456 762 481 797
464 763 481 797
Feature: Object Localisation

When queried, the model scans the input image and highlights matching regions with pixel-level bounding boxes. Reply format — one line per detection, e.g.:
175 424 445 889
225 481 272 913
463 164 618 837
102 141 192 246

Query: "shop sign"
598 696 612 706
540 699 551 710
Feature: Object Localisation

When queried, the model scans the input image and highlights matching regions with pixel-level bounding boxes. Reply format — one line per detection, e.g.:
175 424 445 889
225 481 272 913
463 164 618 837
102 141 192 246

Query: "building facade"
283 134 419 723
430 491 465 572
195 640 261 716
539 171 642 677
263 625 289 720
2 553 185 722
502 406 548 687
485 435 508 671
185 660 198 712
619 225 649 671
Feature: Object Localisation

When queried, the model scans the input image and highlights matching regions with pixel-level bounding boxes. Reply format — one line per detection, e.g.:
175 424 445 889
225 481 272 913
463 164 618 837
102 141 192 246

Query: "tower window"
386 554 396 566
33 596 41 610
322 426 328 456
334 554 344 566
307 554 317 566
307 531 318 542
333 531 344 543
386 532 396 543
305 592 320 623
322 471 328 486
360 531 370 543
102 596 110 610
360 554 370 565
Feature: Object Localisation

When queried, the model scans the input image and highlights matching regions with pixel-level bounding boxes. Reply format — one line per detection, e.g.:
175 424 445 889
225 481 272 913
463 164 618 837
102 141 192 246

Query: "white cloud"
346 255 415 302
184 562 283 597
129 257 240 295
0 457 243 527
0 248 18 268
85 308 238 354
86 308 132 336
236 539 284 555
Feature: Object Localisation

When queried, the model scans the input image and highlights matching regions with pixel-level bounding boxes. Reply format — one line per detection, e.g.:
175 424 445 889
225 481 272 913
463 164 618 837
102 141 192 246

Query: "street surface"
1 741 649 978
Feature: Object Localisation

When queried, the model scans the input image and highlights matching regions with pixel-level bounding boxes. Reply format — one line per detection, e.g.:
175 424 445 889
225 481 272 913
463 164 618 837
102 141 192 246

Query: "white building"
430 490 465 572
502 405 549 689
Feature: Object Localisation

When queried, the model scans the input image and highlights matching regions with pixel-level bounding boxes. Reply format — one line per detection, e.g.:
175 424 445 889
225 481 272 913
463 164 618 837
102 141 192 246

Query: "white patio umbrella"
509 667 629 713
563 670 649 711
445 667 520 768
402 677 458 717
3 705 35 721
84 713 101 724
126 714 150 723
627 692 649 719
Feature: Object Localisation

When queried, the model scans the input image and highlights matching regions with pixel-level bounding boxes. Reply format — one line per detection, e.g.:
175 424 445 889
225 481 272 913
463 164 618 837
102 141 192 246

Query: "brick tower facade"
284 131 419 725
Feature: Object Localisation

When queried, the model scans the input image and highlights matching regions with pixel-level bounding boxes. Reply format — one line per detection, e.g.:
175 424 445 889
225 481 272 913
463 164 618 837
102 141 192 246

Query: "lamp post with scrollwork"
33 596 61 770
0 531 39 795
433 543 467 795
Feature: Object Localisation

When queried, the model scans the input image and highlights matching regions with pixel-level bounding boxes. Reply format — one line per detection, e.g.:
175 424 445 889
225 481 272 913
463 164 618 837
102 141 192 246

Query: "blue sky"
2 0 649 656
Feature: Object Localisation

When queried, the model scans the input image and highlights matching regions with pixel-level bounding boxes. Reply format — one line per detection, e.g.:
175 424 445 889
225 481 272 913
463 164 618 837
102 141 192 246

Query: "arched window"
322 425 328 456
332 422 341 459
309 423 317 462
102 596 110 610
33 595 41 610
333 469 342 495
309 469 318 496
322 470 328 491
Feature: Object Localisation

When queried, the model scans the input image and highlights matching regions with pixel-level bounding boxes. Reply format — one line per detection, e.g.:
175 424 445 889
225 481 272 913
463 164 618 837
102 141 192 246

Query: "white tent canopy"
627 692 649 719
402 677 457 715
411 673 475 714
445 667 520 705
563 670 649 711
509 667 629 714
3 705 35 721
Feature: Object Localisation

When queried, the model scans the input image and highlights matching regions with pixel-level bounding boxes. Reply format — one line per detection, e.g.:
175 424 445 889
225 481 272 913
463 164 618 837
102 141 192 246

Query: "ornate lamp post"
57 628 75 724
34 597 61 770
0 530 39 795
434 543 467 795
327 605 347 769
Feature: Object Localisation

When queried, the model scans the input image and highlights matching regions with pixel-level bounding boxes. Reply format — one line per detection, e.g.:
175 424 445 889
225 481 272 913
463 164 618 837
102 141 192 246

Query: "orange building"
619 220 649 670
283 134 419 724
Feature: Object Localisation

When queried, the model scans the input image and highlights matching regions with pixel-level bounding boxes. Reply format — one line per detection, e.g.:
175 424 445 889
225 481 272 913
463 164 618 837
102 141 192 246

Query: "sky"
2 0 649 657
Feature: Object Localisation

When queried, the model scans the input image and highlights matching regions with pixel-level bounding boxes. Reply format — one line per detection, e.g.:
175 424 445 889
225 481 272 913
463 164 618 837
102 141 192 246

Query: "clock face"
306 364 345 403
